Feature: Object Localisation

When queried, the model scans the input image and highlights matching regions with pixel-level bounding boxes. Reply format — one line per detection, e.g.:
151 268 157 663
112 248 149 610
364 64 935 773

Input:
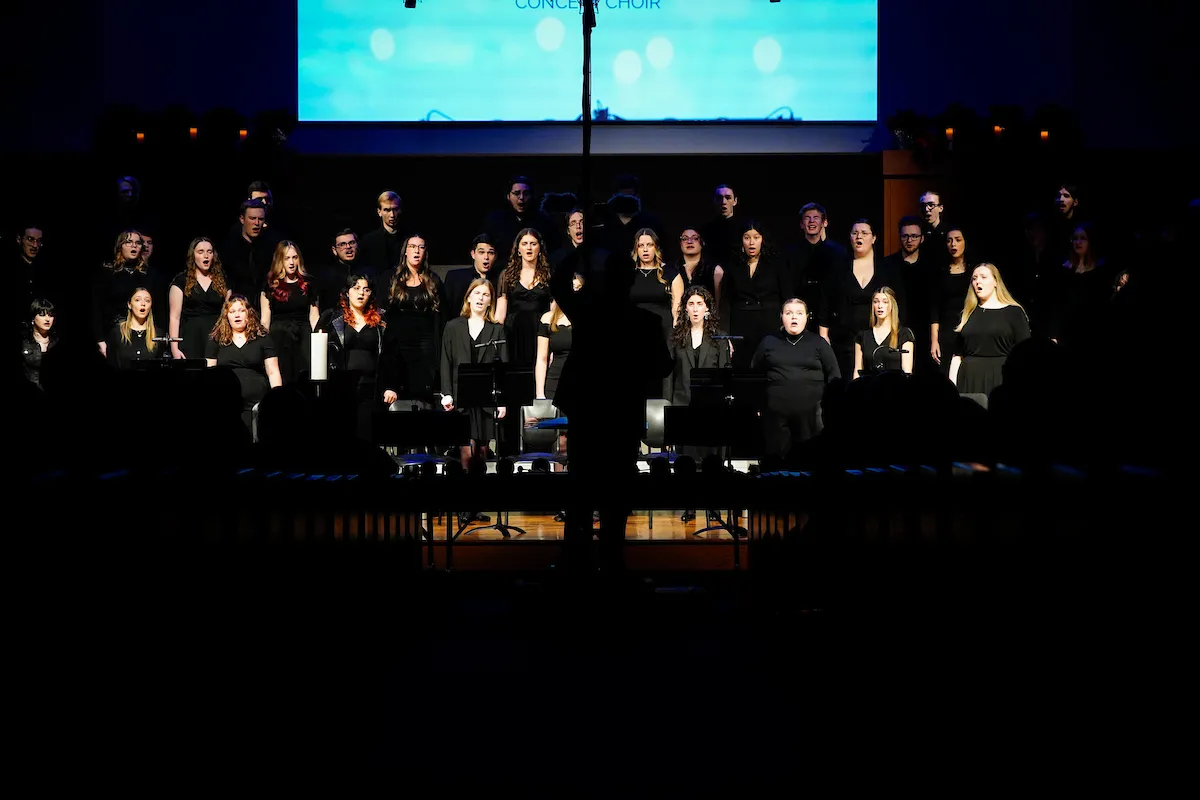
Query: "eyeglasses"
900 233 923 240
335 242 357 249
24 236 43 246
680 235 700 242
407 243 426 250
922 202 942 208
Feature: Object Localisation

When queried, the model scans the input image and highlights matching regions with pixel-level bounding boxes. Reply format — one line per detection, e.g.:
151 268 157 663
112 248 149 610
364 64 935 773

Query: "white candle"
310 332 328 381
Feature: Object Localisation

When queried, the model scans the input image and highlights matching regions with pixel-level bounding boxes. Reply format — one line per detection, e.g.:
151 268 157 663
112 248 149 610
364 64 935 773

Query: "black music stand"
455 362 536 538
665 368 764 545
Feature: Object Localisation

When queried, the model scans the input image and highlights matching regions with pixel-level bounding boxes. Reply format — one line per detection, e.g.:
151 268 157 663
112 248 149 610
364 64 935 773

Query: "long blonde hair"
872 286 901 348
118 286 157 352
955 263 1025 332
631 227 667 286
458 277 497 322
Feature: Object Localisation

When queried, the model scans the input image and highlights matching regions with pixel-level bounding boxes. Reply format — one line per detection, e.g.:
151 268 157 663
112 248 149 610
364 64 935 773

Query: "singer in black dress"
382 234 444 405
819 219 901 380
92 229 147 356
852 287 914 378
496 228 553 369
105 287 159 370
949 264 1031 396
929 227 972 376
752 298 841 459
205 295 283 430
721 220 793 370
317 274 391 441
441 278 509 454
169 237 228 362
260 241 319 383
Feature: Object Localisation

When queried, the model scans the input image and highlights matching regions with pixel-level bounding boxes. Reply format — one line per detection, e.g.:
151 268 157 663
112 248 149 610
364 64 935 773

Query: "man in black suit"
443 234 500 312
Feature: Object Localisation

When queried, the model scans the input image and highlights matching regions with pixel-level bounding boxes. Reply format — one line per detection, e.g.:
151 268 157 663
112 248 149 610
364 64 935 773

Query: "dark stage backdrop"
2 0 1194 154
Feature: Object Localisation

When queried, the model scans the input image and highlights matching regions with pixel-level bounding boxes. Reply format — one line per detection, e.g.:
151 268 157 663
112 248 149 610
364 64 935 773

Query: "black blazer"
439 317 507 403
668 331 731 406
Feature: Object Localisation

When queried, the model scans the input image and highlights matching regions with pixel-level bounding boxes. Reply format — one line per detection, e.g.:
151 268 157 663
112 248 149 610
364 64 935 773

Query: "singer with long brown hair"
206 294 282 429
169 237 228 361
381 233 444 406
259 240 319 382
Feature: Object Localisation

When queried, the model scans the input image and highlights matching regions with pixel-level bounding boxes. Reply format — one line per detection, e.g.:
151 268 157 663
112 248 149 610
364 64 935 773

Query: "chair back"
644 399 669 450
519 398 561 455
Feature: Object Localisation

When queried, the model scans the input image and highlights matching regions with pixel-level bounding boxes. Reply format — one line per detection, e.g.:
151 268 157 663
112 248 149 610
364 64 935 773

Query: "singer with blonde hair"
948 263 1030 395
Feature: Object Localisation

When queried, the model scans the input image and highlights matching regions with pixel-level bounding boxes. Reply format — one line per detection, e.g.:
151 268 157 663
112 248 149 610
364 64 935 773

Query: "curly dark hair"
341 273 383 328
500 227 552 294
670 286 720 348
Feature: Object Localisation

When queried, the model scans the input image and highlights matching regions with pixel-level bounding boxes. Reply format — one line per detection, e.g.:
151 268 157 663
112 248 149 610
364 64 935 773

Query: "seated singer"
440 278 508 457
853 287 914 379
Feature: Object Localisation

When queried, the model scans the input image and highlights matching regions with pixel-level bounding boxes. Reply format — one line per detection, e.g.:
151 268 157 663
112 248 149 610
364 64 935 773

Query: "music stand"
665 367 763 549
455 362 536 538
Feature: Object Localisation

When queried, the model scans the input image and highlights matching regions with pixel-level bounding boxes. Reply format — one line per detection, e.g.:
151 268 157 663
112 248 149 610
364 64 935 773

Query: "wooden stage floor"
420 510 749 571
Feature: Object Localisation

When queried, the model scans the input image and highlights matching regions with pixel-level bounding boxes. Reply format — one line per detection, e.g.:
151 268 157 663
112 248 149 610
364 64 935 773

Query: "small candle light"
189 127 198 140
238 128 248 141
135 132 145 143
993 125 1004 137
944 126 954 142
1040 129 1049 141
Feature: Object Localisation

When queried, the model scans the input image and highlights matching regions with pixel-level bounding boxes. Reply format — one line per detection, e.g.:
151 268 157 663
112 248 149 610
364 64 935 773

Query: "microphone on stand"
473 338 507 348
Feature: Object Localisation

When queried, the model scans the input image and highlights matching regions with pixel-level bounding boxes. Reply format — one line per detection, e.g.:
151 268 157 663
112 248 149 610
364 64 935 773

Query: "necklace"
786 333 803 346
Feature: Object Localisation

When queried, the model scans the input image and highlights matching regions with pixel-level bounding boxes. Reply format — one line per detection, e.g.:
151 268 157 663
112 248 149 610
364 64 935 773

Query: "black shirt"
855 326 915 375
205 333 277 371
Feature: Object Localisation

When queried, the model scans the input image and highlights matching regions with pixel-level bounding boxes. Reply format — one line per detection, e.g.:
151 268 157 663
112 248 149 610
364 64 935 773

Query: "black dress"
855 326 915 377
92 265 147 345
205 333 278 429
751 331 841 459
630 267 675 342
382 276 444 404
105 324 156 370
171 272 225 362
263 279 315 383
954 305 1031 396
441 317 508 446
500 278 552 369
721 256 793 370
537 320 572 401
930 268 972 376
320 311 386 442
673 259 718 302
820 259 900 380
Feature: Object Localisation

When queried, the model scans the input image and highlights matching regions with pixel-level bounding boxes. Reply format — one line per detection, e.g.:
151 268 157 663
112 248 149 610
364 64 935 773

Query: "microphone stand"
151 336 183 360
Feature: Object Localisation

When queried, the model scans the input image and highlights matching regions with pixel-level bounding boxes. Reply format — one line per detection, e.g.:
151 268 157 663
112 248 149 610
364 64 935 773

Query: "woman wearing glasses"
381 233 445 407
669 227 724 326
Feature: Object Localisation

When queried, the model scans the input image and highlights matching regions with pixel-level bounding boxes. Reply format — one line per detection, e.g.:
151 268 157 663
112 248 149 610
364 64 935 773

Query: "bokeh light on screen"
297 0 877 122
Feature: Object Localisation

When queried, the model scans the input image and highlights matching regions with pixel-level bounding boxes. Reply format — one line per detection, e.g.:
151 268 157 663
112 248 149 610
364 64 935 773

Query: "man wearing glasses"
883 215 932 372
481 175 559 257
10 224 55 332
918 190 951 265
319 228 376 313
